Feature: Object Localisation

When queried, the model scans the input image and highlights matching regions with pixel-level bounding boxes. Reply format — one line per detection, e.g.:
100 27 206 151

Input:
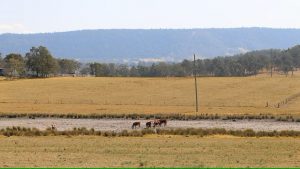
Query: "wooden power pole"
270 49 273 77
193 54 199 112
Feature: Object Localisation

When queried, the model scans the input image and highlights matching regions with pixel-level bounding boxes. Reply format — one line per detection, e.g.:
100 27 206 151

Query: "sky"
1 0 300 34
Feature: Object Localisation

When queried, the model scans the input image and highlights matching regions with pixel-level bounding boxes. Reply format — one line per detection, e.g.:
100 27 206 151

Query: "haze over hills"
1 28 300 63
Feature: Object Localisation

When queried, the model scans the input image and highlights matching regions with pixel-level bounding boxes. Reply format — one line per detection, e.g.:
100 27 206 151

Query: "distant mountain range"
1 28 300 63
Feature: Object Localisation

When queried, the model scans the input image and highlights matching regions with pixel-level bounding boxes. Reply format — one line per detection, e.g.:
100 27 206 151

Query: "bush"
0 112 292 121
242 129 256 137
0 126 299 138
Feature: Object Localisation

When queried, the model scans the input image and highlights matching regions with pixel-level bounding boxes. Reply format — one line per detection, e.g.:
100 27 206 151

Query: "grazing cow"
146 121 152 128
51 124 56 130
153 119 160 127
153 119 167 127
29 116 35 119
159 119 167 127
132 122 141 129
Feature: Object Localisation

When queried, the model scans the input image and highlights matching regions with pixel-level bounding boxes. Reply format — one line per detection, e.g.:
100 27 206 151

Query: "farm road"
0 118 299 132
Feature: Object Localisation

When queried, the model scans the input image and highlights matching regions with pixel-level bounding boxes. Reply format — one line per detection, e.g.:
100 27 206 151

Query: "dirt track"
0 118 299 132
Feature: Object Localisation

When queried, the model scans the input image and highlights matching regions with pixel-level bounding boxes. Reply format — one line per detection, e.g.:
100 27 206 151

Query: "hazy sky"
1 0 300 34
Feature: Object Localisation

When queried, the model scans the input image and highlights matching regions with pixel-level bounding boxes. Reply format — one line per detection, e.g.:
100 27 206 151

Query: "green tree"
79 64 91 75
0 53 3 67
137 65 150 77
25 46 59 77
90 63 110 76
129 66 139 77
108 63 116 76
286 45 300 75
4 53 25 77
278 51 293 76
227 59 244 76
211 57 228 76
154 62 170 76
170 63 185 77
181 59 193 76
58 59 81 74
116 64 129 76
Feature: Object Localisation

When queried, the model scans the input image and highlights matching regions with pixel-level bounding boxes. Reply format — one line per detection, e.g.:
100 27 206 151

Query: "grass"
0 135 298 167
1 75 300 117
1 112 297 121
1 127 300 137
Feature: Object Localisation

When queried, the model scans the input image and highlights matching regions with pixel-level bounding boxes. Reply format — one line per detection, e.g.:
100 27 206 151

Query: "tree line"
1 45 300 78
0 46 80 78
86 45 300 77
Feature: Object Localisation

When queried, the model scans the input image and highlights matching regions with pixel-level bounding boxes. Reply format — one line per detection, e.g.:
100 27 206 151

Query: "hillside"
1 28 300 62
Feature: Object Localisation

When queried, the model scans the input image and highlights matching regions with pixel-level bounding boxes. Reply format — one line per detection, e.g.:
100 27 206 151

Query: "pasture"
1 75 300 116
0 135 298 167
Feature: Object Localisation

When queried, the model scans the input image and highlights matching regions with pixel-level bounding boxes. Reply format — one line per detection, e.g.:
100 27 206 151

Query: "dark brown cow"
132 122 141 129
146 121 152 128
51 124 56 130
152 119 167 127
153 119 160 127
159 119 167 127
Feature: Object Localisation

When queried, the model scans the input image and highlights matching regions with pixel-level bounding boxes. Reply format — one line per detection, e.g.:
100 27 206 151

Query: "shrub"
0 126 299 138
242 129 256 137
0 112 288 121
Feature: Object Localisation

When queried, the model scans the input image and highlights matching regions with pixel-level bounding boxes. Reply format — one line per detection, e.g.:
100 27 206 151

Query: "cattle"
146 121 152 128
132 122 141 129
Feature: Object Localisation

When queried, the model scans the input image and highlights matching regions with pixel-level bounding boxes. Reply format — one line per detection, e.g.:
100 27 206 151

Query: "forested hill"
1 28 300 62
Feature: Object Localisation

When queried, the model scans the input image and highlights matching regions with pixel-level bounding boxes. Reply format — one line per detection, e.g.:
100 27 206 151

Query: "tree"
277 51 293 76
203 59 214 76
287 45 300 73
79 64 91 75
4 53 25 77
25 46 59 77
0 53 3 76
0 53 3 67
211 57 228 76
58 59 81 74
137 65 150 77
181 59 193 76
227 59 244 76
196 59 208 76
108 63 116 76
170 63 185 77
148 63 169 77
89 63 110 76
116 64 129 76
129 66 139 77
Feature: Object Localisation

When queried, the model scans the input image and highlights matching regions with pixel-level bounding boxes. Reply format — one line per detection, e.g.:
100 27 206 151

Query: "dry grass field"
1 74 300 116
0 135 298 167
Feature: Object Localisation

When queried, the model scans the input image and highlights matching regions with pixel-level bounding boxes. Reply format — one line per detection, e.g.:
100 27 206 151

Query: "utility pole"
270 49 273 77
193 54 199 112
